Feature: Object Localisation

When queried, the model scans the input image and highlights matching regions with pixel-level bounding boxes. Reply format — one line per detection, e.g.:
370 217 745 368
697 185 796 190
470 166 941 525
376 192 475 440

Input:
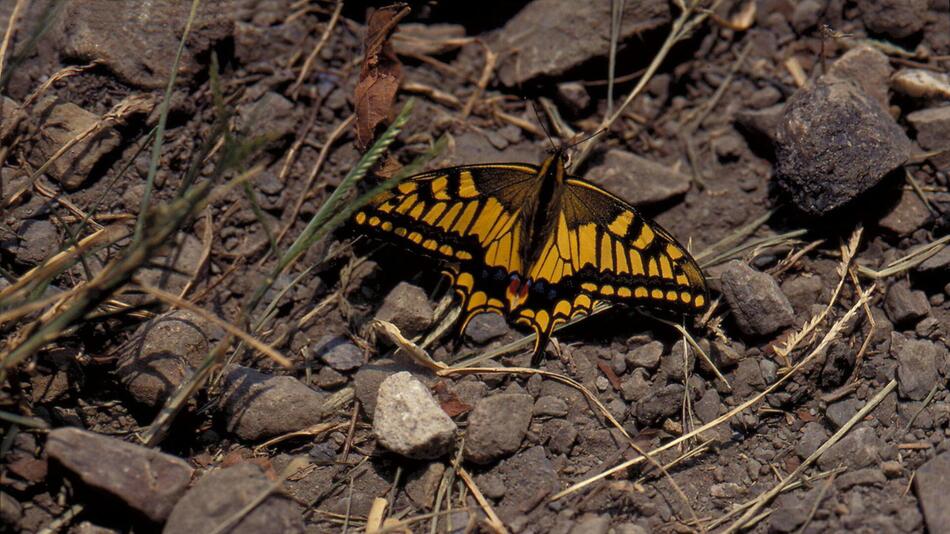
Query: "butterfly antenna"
566 127 607 150
529 100 558 152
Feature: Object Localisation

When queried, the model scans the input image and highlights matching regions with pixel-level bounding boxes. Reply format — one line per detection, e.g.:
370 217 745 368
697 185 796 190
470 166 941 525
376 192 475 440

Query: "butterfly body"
354 149 707 365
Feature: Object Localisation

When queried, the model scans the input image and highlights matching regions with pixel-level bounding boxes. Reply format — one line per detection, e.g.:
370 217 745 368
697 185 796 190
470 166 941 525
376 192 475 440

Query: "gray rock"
825 398 862 428
735 104 783 147
464 313 510 344
884 281 931 326
709 340 743 370
494 0 669 86
533 395 568 418
464 393 533 464
475 472 507 499
404 462 445 509
312 335 364 372
914 451 950 534
917 245 950 273
817 426 882 470
791 0 823 33
57 1 229 89
375 282 434 338
626 341 663 370
775 77 912 216
635 383 684 424
543 419 577 455
879 188 930 235
709 482 742 499
220 366 328 440
28 98 121 189
907 106 950 151
733 358 765 398
1 96 24 143
857 0 927 39
781 273 823 314
569 514 610 534
826 46 893 108
614 524 649 534
586 150 691 206
493 446 559 520
374 372 456 459
895 337 939 400
556 82 591 115
720 261 795 337
620 368 651 402
314 366 346 389
14 220 58 264
164 463 303 534
796 421 829 459
835 467 886 489
46 428 192 522
0 491 22 526
769 493 809 532
354 358 428 418
117 310 212 408
694 388 720 423
239 92 297 140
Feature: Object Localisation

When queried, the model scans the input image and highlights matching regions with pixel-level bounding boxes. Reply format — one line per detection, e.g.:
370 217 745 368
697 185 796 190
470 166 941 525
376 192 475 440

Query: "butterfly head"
538 148 568 185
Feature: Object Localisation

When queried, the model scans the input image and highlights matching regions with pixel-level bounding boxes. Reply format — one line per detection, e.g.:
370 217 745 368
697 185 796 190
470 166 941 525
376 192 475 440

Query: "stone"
914 451 950 534
907 106 950 151
711 133 745 161
796 421 829 459
312 335 364 372
556 82 591 115
884 281 931 326
733 358 765 398
893 69 950 101
835 467 886 489
314 366 346 389
164 463 303 534
28 97 121 189
238 91 297 140
374 372 456 459
781 273 824 314
719 261 795 337
775 77 912 216
464 393 533 464
56 0 231 89
219 365 328 440
709 340 743 370
586 150 691 206
827 46 893 108
825 398 861 429
543 419 577 455
116 310 212 407
735 104 783 148
464 313 510 344
569 514 610 534
0 96 24 142
354 358 426 418
46 428 192 522
879 188 930 236
857 0 927 39
494 0 669 86
917 244 950 273
620 368 650 402
791 0 823 33
375 282 434 339
533 395 568 418
0 491 22 526
404 462 445 509
694 388 720 423
13 220 58 264
626 341 663 370
493 446 559 520
817 426 882 470
895 337 939 401
634 383 684 424
709 482 742 499
769 493 809 532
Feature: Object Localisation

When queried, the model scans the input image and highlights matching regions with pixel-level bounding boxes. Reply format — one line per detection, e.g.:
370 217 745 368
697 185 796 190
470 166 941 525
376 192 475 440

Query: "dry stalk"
857 234 949 279
461 42 498 118
289 0 344 98
454 464 507 534
0 0 26 84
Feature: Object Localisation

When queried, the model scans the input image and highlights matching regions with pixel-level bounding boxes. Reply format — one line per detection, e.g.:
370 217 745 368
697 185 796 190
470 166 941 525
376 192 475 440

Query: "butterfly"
354 148 708 366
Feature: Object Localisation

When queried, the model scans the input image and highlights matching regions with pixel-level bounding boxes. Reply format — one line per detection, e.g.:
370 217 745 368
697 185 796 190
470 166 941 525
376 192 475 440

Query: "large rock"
856 0 927 39
826 46 893 108
56 0 233 89
907 106 950 152
586 150 691 206
915 451 950 534
494 0 669 86
878 188 931 236
46 428 192 522
28 97 121 189
894 336 939 401
373 372 456 459
219 366 328 440
464 393 533 464
719 261 794 337
775 77 912 216
164 463 303 534
884 281 931 326
374 282 434 339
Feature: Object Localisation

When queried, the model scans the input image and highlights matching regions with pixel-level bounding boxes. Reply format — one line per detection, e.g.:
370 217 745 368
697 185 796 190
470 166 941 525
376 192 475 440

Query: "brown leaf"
433 380 472 417
354 3 411 150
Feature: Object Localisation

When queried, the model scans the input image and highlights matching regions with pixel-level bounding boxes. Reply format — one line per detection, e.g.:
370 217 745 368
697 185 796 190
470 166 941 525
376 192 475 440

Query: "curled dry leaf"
354 3 411 150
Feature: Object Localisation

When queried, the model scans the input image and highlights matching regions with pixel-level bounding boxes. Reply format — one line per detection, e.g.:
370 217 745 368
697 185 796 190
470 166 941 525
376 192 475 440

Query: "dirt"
1 1 949 533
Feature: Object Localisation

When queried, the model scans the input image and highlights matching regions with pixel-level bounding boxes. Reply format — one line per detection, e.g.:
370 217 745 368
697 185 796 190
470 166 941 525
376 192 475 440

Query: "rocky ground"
1 0 949 533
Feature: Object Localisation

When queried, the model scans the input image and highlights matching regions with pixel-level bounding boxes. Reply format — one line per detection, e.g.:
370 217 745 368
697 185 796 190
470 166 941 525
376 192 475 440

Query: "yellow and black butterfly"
353 148 708 365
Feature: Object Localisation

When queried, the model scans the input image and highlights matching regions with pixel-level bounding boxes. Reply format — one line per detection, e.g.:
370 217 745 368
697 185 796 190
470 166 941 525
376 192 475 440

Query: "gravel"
719 261 795 337
464 393 533 464
373 371 457 459
219 365 328 440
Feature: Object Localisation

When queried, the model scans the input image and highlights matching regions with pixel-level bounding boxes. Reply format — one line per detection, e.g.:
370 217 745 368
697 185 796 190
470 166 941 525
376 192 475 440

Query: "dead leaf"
354 3 411 150
433 380 472 417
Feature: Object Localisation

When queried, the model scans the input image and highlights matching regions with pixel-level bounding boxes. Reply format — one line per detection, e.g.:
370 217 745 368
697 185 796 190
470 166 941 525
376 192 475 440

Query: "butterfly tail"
529 328 551 367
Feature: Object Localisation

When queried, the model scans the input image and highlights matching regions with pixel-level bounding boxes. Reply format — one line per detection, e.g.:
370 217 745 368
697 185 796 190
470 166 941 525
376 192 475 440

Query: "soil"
1 1 949 533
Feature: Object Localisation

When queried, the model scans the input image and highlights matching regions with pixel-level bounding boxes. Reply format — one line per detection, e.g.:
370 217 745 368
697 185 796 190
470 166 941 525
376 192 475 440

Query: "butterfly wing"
514 177 708 363
353 163 542 330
